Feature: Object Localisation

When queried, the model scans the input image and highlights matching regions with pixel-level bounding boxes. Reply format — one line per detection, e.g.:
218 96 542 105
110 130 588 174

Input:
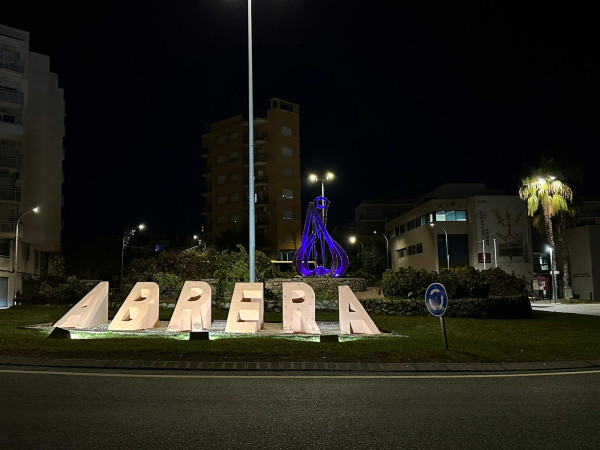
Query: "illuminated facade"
0 25 64 307
201 98 301 261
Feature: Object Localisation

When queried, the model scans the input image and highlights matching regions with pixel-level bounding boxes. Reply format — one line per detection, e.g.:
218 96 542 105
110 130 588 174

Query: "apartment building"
385 184 533 279
0 25 64 307
201 98 301 261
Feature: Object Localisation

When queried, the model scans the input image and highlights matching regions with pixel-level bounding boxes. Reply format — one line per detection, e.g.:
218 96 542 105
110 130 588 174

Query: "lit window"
281 147 293 157
282 188 293 199
281 126 292 136
436 211 446 221
446 211 456 221
282 210 294 220
456 211 467 221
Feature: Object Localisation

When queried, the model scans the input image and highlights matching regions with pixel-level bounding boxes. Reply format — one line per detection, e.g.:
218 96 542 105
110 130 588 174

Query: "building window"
397 248 406 259
216 195 227 205
282 210 294 220
216 155 226 165
456 211 467 221
230 214 240 223
229 151 239 161
0 239 9 257
281 146 293 157
216 215 226 224
216 175 227 185
229 131 239 141
433 210 467 222
230 173 240 182
281 126 292 136
283 232 295 242
230 192 240 202
282 188 293 199
216 135 226 145
281 167 294 177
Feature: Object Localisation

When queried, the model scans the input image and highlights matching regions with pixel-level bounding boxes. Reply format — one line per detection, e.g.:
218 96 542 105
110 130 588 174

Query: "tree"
519 171 573 295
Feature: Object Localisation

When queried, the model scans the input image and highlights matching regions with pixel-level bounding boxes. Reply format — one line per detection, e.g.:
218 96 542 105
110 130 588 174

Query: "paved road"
531 302 600 316
1 368 599 449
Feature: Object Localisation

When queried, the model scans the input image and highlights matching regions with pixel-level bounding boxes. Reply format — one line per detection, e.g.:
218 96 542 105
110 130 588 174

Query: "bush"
23 276 92 305
381 267 434 299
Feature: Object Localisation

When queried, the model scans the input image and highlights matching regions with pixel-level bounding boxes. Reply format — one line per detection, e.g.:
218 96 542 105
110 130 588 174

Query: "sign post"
425 283 449 350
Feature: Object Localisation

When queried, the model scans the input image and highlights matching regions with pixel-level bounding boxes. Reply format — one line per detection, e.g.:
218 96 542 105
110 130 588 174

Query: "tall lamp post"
547 245 557 301
429 223 450 270
121 224 145 286
247 0 256 282
373 230 389 269
14 206 39 302
308 172 335 221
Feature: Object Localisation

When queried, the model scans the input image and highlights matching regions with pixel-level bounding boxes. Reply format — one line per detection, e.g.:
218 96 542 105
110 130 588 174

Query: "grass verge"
1 306 600 363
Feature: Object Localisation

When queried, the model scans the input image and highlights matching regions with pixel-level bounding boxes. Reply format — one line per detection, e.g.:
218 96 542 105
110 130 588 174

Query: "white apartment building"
0 25 64 307
385 184 533 279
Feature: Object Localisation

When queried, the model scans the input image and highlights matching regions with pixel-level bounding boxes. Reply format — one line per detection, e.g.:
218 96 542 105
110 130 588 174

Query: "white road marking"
1 368 599 379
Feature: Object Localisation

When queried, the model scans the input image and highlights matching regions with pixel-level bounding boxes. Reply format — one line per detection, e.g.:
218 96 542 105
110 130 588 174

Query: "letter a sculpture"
293 196 348 277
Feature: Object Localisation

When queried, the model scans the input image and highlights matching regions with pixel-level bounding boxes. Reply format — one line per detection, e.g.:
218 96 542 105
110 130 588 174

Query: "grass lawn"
1 306 600 363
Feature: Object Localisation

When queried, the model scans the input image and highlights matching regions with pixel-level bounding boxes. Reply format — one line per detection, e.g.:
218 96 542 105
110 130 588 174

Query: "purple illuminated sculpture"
293 196 349 277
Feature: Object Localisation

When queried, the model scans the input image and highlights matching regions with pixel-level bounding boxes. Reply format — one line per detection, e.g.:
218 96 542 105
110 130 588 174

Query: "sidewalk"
531 302 600 317
1 355 599 373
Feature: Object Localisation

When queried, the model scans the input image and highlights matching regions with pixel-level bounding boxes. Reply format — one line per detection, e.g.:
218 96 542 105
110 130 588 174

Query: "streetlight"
348 235 364 251
246 0 256 283
307 172 335 198
429 223 450 270
14 206 40 302
121 223 145 286
373 230 389 269
547 245 557 301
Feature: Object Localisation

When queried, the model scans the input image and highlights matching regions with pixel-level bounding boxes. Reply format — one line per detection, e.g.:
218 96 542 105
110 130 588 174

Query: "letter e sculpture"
338 286 380 335
108 282 159 331
225 283 264 333
53 282 109 329
282 282 321 334
167 281 212 332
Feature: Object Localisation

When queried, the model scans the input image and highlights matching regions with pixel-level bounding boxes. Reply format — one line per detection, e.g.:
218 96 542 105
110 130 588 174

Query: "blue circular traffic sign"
425 283 448 317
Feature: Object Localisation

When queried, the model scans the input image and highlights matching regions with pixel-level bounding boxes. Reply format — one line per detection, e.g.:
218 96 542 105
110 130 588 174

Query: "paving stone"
105 360 143 369
190 362 213 370
459 363 505 372
211 362 246 370
246 362 282 370
500 362 552 371
314 362 329 370
378 363 416 372
281 362 316 370
141 360 167 369
414 363 451 372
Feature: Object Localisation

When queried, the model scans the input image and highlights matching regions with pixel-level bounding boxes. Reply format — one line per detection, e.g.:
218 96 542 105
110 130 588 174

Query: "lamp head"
546 245 553 252
429 223 434 227
325 172 334 181
308 174 318 183
349 236 357 244
193 235 199 240
32 206 40 213
138 224 145 231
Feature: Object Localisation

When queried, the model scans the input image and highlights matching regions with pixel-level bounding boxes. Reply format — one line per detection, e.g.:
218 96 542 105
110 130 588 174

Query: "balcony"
201 164 212 176
0 188 21 202
0 55 25 74
0 87 25 106
243 174 269 186
243 132 268 145
0 220 16 234
0 147 23 170
243 152 269 166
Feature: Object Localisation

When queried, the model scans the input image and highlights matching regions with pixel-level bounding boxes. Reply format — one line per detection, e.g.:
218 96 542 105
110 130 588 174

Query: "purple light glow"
293 196 349 277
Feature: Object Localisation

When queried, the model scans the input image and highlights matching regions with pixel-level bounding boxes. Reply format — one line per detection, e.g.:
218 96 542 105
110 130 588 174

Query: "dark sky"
3 1 599 242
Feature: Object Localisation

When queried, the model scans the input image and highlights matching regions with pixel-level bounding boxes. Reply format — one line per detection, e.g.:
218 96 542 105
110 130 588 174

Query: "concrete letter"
108 282 159 331
53 282 109 329
167 281 212 332
338 286 380 335
225 283 264 333
282 282 320 334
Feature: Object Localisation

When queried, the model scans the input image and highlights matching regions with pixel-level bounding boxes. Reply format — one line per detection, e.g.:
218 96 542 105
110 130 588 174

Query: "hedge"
358 296 532 319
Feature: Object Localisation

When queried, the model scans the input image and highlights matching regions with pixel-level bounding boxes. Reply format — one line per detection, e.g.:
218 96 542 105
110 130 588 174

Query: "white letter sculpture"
282 282 320 335
108 282 159 331
225 283 264 333
167 281 212 332
338 285 380 335
53 281 109 329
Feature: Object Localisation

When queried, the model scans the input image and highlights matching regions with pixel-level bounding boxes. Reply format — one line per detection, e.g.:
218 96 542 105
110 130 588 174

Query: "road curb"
1 356 599 373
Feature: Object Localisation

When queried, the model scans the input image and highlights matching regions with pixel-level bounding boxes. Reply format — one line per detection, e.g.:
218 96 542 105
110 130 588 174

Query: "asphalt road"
1 368 599 449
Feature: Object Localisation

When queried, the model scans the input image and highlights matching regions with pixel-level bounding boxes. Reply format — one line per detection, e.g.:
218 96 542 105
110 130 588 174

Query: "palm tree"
519 171 573 297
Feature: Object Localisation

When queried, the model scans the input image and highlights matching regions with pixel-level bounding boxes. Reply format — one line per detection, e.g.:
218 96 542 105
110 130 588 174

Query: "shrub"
381 267 434 299
481 267 528 297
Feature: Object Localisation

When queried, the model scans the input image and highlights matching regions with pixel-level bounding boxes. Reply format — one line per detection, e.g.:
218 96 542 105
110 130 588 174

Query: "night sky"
3 1 599 243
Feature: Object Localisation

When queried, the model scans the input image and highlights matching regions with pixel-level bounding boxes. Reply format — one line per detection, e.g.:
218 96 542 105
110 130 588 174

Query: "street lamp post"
547 245 557 302
14 206 39 303
429 223 450 270
308 172 335 220
348 235 364 251
247 0 256 283
373 230 389 269
121 224 145 286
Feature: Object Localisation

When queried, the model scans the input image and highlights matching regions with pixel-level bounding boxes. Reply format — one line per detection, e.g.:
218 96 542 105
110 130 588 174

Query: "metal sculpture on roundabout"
293 196 349 277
